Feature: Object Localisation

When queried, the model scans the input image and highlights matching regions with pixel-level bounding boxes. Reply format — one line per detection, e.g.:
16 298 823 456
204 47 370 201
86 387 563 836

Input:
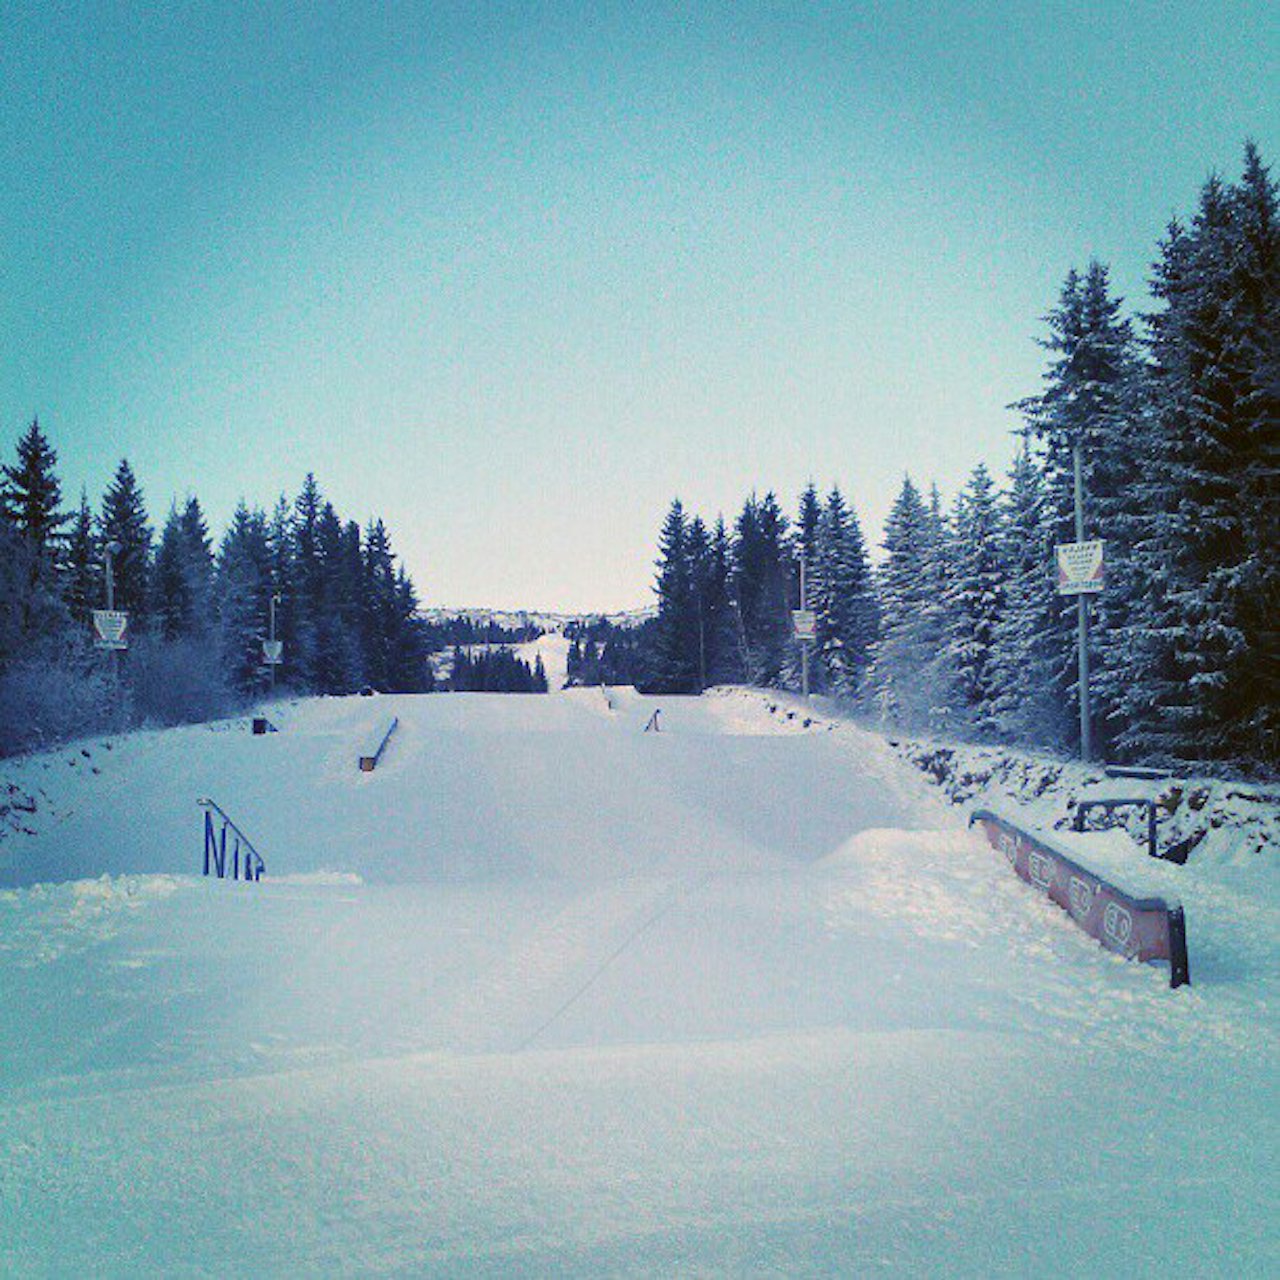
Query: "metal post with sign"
265 592 283 691
1055 443 1104 762
96 540 127 708
792 553 816 697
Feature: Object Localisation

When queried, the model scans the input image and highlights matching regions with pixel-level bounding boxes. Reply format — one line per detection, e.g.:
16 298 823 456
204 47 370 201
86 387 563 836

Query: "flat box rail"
971 808 1190 988
359 716 399 772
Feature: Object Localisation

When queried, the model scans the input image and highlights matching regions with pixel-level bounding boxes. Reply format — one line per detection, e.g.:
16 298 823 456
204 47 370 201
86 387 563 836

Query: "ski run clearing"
1 670 1276 1276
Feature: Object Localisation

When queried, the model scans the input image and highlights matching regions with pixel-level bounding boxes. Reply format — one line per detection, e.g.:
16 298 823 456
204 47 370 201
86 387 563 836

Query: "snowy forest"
646 145 1278 774
0 452 435 755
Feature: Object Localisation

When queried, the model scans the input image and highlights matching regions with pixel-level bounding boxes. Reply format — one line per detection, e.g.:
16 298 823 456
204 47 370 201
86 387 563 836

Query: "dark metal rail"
198 798 266 882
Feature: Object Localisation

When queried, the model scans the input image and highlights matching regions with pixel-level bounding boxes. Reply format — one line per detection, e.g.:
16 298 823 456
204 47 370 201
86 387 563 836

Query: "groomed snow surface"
1 673 1276 1276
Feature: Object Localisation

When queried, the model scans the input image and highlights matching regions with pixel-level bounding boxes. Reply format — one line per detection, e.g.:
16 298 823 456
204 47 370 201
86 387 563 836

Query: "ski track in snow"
0 685 1276 1276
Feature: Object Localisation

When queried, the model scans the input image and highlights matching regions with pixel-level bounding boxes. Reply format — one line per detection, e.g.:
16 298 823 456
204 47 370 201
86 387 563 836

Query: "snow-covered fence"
970 809 1190 988
198 798 266 883
359 716 399 772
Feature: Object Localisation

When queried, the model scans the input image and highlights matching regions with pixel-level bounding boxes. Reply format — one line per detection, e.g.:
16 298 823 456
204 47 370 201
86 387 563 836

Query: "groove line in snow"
515 875 704 1051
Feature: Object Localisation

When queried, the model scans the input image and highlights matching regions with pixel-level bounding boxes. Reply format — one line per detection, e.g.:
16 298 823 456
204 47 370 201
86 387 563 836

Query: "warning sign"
792 609 817 641
1056 541 1105 595
92 610 129 650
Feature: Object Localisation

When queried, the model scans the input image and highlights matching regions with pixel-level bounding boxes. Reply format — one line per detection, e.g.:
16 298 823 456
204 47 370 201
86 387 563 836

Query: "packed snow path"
1 688 1275 1275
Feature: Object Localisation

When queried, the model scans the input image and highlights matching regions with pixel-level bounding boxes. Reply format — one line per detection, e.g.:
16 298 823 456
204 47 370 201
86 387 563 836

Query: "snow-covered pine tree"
944 463 1003 735
687 514 711 691
732 492 791 687
98 459 153 624
387 565 433 693
1 419 67 555
1015 261 1140 756
989 443 1064 745
811 487 878 698
360 518 398 691
1122 151 1280 765
215 503 271 694
63 489 98 629
868 476 937 728
650 499 699 693
783 484 824 691
705 516 740 685
311 504 362 694
153 498 213 641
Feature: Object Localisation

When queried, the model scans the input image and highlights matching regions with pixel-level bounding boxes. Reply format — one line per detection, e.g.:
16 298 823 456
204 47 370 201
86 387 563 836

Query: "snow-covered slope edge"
714 686 1276 880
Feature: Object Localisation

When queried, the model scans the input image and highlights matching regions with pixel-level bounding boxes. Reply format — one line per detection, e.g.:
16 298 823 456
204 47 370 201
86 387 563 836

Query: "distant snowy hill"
418 605 654 632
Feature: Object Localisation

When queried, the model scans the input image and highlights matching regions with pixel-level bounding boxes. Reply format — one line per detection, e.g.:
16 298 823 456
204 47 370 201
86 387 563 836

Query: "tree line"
0 440 434 754
648 143 1277 773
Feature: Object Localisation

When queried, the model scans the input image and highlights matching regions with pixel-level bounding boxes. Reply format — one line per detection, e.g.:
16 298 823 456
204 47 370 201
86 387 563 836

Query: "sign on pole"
792 609 817 641
262 639 284 665
92 610 129 651
1056 541 1105 595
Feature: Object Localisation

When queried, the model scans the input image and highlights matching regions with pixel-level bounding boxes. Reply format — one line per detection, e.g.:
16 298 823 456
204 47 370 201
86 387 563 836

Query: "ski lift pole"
1074 441 1092 763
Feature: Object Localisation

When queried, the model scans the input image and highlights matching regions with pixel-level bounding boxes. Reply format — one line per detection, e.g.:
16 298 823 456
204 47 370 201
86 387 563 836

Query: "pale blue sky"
3 2 1276 610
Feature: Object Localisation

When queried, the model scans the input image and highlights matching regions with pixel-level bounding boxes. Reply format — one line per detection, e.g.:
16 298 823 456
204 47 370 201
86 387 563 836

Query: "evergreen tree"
63 489 99 628
152 498 213 641
311 503 362 694
98 459 152 622
989 443 1064 744
650 499 699 692
869 476 938 728
944 464 1004 734
2 419 67 553
289 472 324 688
1122 152 1280 764
215 503 272 694
811 487 878 697
732 492 791 687
1 419 69 645
1016 261 1140 754
704 516 741 685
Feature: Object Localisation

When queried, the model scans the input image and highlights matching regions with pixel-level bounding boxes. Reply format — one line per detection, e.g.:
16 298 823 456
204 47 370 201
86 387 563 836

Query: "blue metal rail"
198 798 266 882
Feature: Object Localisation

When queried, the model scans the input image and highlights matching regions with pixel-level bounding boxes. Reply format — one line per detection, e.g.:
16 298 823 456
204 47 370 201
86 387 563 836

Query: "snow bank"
888 737 1279 879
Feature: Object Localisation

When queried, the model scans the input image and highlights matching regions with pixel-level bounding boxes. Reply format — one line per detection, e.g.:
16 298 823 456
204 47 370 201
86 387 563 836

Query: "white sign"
92 610 129 651
262 639 284 665
1056 540 1105 595
792 609 817 641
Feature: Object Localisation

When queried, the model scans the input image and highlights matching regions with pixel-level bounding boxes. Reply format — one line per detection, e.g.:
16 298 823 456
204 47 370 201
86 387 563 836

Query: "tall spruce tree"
98 459 152 623
869 476 938 728
989 443 1064 744
732 492 791 687
216 503 272 694
810 487 878 697
945 464 1004 735
63 488 99 629
650 499 699 693
1016 261 1139 754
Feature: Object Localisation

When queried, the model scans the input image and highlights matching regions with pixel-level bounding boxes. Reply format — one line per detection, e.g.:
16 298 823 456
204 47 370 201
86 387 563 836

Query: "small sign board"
92 609 129 650
792 609 817 641
1056 541 1105 595
262 639 284 665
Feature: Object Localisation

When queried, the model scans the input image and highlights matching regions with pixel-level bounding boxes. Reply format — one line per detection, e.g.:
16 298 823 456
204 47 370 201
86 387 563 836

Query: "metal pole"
104 541 120 687
269 593 279 693
800 553 810 699
1073 442 1092 763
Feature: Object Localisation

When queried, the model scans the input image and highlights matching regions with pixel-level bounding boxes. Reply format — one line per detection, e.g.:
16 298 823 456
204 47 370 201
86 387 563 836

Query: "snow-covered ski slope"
1 687 1275 1276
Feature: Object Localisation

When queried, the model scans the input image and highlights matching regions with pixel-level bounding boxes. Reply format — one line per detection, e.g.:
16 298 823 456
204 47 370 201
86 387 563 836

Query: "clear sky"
3 2 1276 611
